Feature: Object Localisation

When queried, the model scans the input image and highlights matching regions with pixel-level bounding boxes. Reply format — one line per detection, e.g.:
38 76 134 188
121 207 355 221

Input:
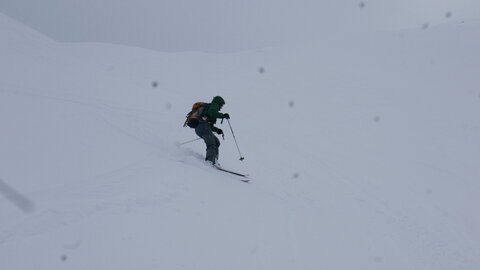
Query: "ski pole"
226 119 245 161
178 138 201 146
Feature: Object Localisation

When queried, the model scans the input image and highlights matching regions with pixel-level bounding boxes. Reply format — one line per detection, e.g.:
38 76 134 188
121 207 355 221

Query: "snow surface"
1 12 480 270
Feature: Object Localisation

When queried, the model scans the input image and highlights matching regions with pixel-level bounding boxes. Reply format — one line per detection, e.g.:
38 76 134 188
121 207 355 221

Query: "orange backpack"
183 102 209 128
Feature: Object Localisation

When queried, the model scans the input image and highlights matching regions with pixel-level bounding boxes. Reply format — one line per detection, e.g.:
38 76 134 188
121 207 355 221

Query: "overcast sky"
1 0 479 52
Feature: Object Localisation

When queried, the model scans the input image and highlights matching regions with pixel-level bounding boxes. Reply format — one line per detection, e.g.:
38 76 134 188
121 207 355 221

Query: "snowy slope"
1 12 480 270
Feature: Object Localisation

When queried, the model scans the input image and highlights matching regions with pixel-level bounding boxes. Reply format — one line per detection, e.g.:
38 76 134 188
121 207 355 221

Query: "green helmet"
212 96 225 106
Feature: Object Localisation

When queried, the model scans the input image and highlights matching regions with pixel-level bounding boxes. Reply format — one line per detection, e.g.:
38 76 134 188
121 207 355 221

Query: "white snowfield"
1 12 480 270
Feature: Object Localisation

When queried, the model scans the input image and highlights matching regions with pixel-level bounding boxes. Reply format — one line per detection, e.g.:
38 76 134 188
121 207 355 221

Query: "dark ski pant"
195 122 220 164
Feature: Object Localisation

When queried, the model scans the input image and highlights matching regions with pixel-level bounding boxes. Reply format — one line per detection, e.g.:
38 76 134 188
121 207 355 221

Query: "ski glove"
223 113 230 119
216 129 223 135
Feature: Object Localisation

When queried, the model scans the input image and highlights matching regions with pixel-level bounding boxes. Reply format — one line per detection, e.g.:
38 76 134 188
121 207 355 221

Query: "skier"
195 96 230 166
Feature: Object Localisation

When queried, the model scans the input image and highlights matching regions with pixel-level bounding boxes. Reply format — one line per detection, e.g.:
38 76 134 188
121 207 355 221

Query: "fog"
1 0 478 52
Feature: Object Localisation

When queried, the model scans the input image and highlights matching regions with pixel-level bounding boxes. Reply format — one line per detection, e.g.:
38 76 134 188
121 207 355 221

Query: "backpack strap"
199 103 210 120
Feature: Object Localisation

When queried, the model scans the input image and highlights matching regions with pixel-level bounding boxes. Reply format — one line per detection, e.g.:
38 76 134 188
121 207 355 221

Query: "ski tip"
213 166 250 182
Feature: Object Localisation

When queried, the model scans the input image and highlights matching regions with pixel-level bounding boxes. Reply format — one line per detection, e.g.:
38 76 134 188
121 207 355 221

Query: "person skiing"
195 96 230 166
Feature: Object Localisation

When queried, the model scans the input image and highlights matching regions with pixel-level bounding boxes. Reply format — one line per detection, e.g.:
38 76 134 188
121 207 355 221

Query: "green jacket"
203 96 226 132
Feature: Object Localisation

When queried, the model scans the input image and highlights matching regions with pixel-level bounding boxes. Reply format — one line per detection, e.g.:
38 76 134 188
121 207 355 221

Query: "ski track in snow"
2 80 479 270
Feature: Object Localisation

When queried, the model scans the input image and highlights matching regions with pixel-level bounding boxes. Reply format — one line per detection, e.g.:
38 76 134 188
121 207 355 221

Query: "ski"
214 166 250 182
